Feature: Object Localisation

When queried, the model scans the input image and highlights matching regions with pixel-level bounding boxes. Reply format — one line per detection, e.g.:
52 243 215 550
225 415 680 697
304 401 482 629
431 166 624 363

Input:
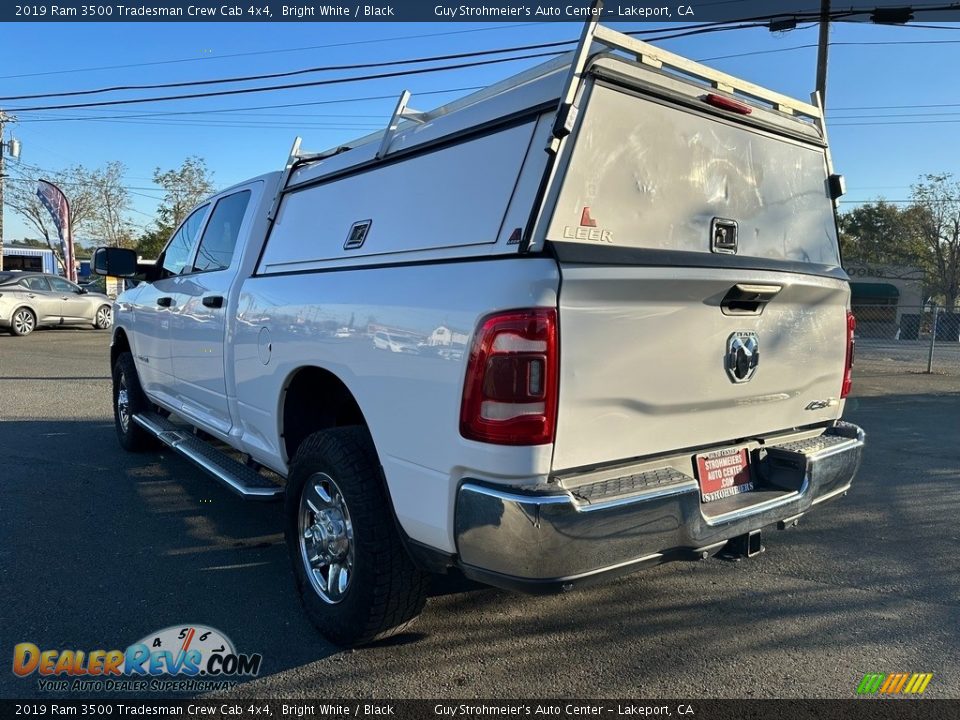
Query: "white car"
0 271 113 336
372 331 418 353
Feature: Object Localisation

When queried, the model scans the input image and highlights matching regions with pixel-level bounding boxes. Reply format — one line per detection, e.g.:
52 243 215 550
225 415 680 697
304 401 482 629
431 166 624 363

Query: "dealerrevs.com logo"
12 624 263 693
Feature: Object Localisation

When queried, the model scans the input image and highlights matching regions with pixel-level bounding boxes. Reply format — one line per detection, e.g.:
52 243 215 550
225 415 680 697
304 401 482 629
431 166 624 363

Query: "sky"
1 18 960 244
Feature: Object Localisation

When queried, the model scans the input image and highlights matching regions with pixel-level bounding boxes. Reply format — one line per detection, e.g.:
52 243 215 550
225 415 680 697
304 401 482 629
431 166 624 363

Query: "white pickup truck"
96 19 865 646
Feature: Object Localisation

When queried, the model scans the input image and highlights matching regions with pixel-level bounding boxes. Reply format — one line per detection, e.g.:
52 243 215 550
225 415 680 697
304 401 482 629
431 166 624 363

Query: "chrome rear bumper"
454 422 865 591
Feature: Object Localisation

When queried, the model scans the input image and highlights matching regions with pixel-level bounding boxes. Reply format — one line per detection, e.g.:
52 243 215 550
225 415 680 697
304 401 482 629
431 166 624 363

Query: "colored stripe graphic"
857 673 933 695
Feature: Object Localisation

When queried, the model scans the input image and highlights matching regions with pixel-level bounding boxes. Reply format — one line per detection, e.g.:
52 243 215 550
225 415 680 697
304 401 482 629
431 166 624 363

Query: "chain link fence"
854 304 960 376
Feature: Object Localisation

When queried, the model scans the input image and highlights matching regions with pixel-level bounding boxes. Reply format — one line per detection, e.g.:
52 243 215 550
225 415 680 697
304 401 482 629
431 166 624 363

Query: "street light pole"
816 0 831 106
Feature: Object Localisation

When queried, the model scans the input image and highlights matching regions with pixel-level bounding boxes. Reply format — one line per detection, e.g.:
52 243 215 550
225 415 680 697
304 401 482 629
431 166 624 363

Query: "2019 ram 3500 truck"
95 19 865 647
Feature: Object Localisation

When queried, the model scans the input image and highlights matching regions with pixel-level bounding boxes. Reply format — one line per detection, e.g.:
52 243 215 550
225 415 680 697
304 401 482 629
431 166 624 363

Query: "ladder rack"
588 23 821 120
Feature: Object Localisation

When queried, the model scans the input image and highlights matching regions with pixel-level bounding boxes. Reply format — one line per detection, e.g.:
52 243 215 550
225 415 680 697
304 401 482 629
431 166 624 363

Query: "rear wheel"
10 307 36 336
112 352 158 452
285 426 428 646
94 305 113 330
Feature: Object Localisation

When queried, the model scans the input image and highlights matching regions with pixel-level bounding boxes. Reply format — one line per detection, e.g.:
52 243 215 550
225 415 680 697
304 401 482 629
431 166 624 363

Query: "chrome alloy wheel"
298 472 354 604
116 373 130 433
96 306 113 328
13 309 35 335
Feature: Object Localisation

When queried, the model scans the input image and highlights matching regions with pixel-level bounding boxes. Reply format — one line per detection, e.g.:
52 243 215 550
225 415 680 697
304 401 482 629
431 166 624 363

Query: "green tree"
9 238 49 249
838 200 928 268
153 156 215 229
135 223 173 260
911 173 960 309
82 161 135 248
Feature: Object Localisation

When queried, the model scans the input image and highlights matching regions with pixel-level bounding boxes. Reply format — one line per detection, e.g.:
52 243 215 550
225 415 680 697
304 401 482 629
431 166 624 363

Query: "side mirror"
93 247 138 278
77 287 88 294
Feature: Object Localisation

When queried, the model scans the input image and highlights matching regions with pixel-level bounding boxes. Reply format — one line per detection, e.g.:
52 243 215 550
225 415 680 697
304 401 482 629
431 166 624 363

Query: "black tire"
285 426 429 646
94 304 113 330
112 351 158 452
10 307 36 336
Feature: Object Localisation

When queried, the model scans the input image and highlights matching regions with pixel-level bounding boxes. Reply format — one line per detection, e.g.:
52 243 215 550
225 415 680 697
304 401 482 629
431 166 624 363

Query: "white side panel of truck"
233 258 561 552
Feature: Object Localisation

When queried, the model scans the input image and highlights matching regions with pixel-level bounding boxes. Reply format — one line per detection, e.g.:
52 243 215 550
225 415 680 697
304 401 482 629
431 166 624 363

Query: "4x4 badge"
727 331 759 383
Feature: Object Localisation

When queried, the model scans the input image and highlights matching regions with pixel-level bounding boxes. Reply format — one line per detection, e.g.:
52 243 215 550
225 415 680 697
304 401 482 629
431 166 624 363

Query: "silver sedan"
0 271 114 336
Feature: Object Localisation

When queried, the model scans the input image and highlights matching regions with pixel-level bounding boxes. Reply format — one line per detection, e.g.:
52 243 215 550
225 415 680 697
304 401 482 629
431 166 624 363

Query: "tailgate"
546 77 849 472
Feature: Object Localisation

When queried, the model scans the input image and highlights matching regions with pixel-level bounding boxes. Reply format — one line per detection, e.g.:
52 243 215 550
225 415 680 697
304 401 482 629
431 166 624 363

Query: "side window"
21 276 51 291
193 191 251 273
49 277 79 293
161 205 209 277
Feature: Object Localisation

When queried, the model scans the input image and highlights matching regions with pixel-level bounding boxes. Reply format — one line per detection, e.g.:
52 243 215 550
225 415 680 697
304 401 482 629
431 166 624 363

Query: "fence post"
926 305 940 374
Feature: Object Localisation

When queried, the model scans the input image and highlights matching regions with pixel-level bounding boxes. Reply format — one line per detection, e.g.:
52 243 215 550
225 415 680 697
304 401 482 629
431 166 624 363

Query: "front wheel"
285 427 428 646
94 305 113 330
112 352 158 452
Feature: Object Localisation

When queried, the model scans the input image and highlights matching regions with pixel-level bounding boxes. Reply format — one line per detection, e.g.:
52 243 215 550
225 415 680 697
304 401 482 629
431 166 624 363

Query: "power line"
830 101 960 110
13 14 897 111
4 176 166 195
0 23 546 81
830 118 960 125
829 110 960 118
11 86 485 123
698 35 960 62
0 43 583 103
0 22 786 104
4 50 568 113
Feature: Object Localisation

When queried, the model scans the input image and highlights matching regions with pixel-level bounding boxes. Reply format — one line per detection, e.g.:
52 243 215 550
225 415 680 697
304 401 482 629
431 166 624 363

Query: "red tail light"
841 311 856 398
460 308 558 445
703 93 753 115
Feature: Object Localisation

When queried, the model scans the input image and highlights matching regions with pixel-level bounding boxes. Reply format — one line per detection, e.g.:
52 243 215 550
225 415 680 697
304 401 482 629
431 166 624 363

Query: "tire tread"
285 427 428 646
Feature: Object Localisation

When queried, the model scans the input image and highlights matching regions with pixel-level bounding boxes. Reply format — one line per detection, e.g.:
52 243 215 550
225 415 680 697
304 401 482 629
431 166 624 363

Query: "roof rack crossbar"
590 24 821 120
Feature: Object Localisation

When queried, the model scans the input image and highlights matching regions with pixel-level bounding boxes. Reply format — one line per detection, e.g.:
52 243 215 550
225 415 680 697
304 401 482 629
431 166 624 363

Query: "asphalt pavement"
1 328 958 699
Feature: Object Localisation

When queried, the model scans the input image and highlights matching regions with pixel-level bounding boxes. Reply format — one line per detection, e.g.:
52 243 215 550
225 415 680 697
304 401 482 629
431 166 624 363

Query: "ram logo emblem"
726 331 759 383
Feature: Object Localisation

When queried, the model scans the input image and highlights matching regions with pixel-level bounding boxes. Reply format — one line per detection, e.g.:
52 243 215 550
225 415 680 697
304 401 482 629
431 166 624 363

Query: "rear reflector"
460 308 558 445
703 93 753 115
841 311 856 398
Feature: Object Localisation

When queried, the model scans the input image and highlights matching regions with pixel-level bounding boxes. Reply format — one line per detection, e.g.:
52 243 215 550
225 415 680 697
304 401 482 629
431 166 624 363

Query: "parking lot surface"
1 329 958 699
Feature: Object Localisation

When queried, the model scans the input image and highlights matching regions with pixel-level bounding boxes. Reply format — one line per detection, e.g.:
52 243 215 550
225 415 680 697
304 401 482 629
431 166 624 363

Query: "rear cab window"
161 205 209 277
193 190 251 272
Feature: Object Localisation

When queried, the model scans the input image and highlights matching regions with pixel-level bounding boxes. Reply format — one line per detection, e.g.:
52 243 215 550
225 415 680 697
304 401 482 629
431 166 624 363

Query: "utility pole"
0 110 7 271
0 111 20 272
815 0 831 107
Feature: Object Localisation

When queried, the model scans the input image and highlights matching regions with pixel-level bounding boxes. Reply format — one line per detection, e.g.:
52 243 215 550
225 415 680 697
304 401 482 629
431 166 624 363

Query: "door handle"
720 284 782 315
202 295 224 309
157 297 174 308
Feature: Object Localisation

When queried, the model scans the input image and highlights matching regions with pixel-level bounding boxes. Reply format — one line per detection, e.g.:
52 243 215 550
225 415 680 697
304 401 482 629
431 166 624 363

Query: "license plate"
696 447 754 503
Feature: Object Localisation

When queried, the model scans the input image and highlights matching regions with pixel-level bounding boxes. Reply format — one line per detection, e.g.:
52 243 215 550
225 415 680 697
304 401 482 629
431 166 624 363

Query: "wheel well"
282 367 366 462
111 328 131 369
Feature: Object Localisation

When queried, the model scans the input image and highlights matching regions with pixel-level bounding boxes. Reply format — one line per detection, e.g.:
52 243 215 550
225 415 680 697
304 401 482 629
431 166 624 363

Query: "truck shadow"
2 388 958 698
